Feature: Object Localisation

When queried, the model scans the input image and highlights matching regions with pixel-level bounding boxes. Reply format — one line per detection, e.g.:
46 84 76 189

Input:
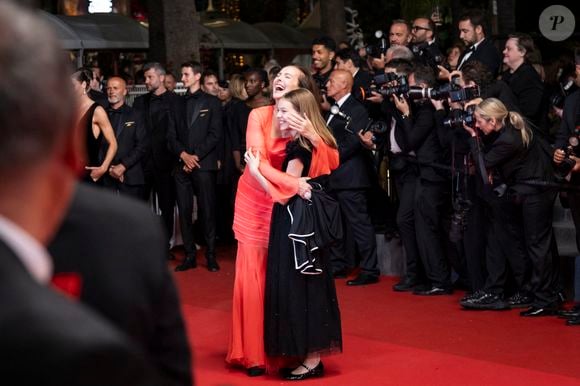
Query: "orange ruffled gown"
227 106 338 369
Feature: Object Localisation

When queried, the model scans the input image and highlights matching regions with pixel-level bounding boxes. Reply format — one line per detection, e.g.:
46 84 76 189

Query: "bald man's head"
326 69 353 100
106 76 127 108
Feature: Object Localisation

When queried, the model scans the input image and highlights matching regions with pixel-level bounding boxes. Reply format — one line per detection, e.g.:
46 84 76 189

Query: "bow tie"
151 93 164 101
465 45 475 54
185 92 201 100
107 108 122 114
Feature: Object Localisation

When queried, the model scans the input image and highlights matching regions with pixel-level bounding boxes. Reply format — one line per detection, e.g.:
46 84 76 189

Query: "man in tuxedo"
169 61 223 272
49 184 193 386
133 62 181 255
0 2 157 384
104 76 149 200
325 70 380 285
455 9 502 76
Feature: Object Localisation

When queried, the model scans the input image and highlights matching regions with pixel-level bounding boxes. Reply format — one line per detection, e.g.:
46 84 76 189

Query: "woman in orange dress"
226 65 339 376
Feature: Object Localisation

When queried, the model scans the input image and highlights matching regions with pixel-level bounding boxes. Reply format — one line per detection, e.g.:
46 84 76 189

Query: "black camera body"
550 79 577 109
407 75 480 103
362 119 389 144
360 72 408 100
442 105 477 130
554 134 580 179
365 30 388 58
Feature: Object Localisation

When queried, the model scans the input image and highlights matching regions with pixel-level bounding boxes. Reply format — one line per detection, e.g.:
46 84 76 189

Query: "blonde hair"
475 97 531 147
281 88 337 150
229 74 247 100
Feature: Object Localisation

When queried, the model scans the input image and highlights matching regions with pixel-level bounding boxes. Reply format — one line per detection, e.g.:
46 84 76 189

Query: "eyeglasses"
412 26 431 32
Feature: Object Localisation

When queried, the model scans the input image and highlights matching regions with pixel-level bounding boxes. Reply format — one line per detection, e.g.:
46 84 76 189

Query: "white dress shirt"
0 215 52 283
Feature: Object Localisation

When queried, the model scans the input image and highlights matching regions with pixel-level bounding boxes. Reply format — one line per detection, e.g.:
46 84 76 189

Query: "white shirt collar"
0 215 53 283
335 93 351 108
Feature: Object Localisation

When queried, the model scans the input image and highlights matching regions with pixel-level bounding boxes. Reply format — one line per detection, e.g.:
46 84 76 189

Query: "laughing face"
272 66 302 100
276 98 298 138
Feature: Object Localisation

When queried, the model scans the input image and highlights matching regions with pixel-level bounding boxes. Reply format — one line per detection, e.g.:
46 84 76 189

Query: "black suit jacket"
352 69 372 102
327 95 373 189
169 89 223 171
501 62 547 134
133 91 181 174
48 184 193 386
0 239 157 386
458 38 502 77
555 89 580 148
106 103 149 186
401 101 446 182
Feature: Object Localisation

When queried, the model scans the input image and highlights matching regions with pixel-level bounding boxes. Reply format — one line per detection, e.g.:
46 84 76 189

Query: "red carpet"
170 245 580 385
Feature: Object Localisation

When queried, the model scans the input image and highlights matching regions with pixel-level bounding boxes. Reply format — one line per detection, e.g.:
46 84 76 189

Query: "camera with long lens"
407 75 480 103
365 30 388 58
362 119 389 144
373 74 409 98
554 133 580 180
359 72 405 100
442 105 477 130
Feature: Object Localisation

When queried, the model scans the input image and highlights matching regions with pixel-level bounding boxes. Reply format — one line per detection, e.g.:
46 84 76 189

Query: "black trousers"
414 178 450 288
392 169 427 285
144 169 176 249
329 188 380 277
484 195 528 295
174 168 217 259
103 176 147 202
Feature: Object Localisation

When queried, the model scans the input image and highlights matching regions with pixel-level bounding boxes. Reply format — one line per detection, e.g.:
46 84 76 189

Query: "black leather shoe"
460 292 509 310
558 309 580 319
520 306 558 317
413 286 452 296
347 274 379 286
393 279 416 292
507 292 533 308
207 260 220 272
283 361 324 380
566 316 580 326
246 366 265 377
174 256 196 272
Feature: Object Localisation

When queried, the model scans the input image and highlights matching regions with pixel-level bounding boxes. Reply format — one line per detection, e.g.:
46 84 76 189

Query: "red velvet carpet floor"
170 245 580 386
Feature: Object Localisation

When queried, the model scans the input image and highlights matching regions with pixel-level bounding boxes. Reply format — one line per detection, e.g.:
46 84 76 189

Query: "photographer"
462 98 560 315
394 64 452 295
553 57 580 325
360 58 428 292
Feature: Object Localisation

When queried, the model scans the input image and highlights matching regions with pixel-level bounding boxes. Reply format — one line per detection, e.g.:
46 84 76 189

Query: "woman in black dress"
245 88 342 380
71 68 117 185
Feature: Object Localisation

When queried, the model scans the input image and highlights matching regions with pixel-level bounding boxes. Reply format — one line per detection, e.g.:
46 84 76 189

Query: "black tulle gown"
264 140 342 360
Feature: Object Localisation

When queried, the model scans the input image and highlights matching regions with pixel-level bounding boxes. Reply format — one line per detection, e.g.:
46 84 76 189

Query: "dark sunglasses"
412 26 431 31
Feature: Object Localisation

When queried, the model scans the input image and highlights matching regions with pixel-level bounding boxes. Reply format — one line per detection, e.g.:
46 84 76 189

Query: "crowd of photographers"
311 9 580 325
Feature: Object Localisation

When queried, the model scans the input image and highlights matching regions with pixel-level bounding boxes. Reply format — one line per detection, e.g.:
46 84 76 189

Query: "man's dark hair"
243 68 269 87
312 35 337 52
181 61 202 74
461 60 494 90
385 58 415 76
143 62 166 75
459 9 489 36
411 63 436 87
0 1 76 172
201 69 218 85
336 48 362 68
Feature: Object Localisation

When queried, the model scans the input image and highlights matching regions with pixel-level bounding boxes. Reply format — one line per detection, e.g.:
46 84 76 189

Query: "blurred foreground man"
0 2 159 385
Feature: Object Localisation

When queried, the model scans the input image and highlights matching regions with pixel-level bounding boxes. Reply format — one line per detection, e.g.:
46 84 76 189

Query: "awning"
253 22 311 49
39 10 82 50
200 16 272 50
57 13 148 50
